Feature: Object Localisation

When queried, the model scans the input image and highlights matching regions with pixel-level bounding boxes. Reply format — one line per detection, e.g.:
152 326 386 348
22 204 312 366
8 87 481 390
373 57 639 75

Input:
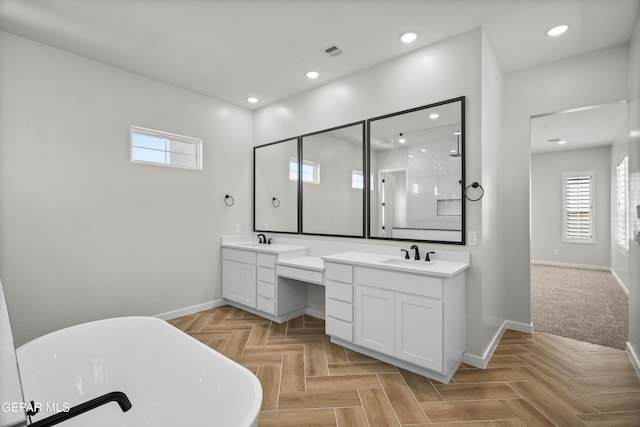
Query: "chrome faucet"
409 244 420 260
425 251 435 262
257 233 266 244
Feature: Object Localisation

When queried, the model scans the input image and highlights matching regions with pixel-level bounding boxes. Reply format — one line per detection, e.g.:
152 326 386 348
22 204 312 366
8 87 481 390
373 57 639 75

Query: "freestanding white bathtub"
16 316 262 427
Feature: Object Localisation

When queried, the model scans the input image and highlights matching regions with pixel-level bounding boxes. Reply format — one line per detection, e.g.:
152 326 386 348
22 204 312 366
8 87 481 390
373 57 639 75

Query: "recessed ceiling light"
558 139 567 145
420 149 427 152
306 71 319 79
429 113 439 119
399 137 406 144
547 24 569 37
400 32 418 44
247 96 258 104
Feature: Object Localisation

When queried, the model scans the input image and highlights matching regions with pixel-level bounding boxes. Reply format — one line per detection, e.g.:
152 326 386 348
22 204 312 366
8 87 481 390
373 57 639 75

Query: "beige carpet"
531 264 628 349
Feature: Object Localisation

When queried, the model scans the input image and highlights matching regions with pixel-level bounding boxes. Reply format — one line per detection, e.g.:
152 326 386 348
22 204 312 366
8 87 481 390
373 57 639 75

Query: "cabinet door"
395 294 443 371
222 260 257 308
355 286 394 356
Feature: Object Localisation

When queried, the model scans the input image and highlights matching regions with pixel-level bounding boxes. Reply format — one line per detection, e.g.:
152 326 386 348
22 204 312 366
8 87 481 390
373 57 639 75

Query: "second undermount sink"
380 258 441 269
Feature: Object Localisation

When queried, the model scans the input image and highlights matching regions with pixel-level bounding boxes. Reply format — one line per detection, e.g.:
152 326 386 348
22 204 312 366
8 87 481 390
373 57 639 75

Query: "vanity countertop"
222 242 308 254
277 256 324 271
321 251 470 278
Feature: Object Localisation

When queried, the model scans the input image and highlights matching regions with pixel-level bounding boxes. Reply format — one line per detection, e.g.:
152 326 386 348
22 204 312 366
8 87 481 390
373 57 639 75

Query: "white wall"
611 121 631 290
626 13 640 372
254 140 298 232
480 31 507 356
255 28 499 359
302 133 363 236
0 31 254 345
503 43 629 327
531 146 611 268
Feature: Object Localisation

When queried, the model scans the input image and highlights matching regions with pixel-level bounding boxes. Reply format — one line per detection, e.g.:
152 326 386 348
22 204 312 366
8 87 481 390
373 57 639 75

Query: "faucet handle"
400 249 410 259
425 251 436 262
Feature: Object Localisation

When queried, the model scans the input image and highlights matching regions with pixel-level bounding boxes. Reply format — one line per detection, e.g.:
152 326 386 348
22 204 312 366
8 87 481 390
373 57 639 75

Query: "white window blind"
562 171 593 243
130 126 202 170
616 156 629 250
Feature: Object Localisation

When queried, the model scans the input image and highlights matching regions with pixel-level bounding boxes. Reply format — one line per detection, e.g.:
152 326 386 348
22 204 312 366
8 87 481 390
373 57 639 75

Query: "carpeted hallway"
531 264 628 349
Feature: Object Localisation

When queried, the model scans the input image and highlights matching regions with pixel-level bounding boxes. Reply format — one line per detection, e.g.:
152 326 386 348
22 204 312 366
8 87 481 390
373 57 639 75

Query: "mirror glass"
368 97 464 243
254 138 299 233
301 121 365 237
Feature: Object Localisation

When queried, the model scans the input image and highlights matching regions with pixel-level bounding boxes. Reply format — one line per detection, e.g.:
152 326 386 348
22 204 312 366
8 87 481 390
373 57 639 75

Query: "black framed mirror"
301 121 366 238
254 137 299 233
367 97 465 244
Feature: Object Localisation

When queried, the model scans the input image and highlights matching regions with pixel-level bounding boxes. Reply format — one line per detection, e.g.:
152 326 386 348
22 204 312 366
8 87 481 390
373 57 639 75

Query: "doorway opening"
529 101 629 349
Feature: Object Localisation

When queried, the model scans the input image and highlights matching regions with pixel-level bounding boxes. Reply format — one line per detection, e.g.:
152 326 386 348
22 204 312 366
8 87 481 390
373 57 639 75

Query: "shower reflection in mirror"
368 97 465 244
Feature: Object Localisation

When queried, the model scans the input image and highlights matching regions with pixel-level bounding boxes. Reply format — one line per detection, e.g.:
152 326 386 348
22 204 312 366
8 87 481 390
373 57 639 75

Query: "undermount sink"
382 258 437 268
234 242 266 248
381 258 441 269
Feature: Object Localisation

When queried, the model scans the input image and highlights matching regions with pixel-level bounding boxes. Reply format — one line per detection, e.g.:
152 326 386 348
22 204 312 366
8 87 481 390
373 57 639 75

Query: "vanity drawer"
222 248 256 264
326 316 353 342
257 253 276 268
326 280 353 303
325 262 353 283
326 299 352 322
257 296 276 315
356 267 443 299
278 265 324 284
257 266 275 284
257 282 276 299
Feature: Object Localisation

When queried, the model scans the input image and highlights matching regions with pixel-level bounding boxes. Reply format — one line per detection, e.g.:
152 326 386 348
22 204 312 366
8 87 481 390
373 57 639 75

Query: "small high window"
289 158 320 184
130 126 202 170
352 170 364 190
562 171 593 244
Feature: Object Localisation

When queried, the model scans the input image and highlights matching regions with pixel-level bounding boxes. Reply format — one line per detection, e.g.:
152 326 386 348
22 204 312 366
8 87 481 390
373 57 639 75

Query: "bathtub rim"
16 315 263 427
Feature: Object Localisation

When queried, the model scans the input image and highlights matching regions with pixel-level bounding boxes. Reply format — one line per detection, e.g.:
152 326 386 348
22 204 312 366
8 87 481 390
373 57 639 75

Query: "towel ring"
272 197 280 207
464 182 484 202
224 194 234 206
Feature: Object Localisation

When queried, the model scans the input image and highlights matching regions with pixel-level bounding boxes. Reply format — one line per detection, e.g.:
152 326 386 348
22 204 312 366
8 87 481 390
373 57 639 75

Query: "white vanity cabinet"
324 262 355 342
355 266 450 373
256 253 278 314
221 244 308 322
322 251 468 384
222 249 258 308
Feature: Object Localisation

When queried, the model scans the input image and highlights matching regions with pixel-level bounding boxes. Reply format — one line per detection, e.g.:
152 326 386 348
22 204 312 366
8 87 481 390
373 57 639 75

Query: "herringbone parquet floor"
169 305 640 426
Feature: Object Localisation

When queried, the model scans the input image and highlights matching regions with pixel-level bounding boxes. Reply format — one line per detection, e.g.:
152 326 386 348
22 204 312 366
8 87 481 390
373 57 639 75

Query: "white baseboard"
627 341 640 379
463 320 533 369
155 299 226 320
531 260 609 271
610 268 630 296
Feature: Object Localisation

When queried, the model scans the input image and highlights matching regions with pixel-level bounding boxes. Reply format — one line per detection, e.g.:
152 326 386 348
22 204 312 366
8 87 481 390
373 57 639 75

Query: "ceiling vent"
322 43 345 58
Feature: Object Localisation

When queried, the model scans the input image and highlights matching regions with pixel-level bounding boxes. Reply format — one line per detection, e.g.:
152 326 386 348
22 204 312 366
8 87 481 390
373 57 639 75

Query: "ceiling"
531 101 629 153
1 0 637 153
1 0 638 112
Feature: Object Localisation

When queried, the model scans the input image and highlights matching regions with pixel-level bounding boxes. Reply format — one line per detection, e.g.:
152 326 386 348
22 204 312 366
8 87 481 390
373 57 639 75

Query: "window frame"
561 170 594 244
289 157 320 184
130 126 203 171
616 155 629 251
352 170 364 190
